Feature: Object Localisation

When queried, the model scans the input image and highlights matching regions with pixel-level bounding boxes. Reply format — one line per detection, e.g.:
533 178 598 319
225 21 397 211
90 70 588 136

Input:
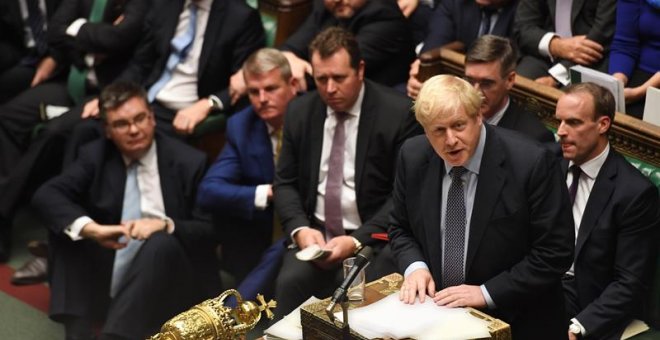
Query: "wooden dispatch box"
300 273 511 340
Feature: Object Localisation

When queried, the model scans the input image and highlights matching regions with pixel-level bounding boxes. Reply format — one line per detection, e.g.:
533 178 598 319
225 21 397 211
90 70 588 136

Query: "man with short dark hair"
556 83 659 340
32 82 216 339
464 35 554 143
273 27 421 317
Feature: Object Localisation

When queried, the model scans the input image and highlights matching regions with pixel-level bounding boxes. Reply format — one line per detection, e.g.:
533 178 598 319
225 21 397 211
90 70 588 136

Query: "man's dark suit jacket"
274 79 421 247
0 0 61 72
514 0 616 76
499 99 555 143
420 0 518 54
389 125 575 339
197 106 276 280
47 0 149 86
117 0 265 109
281 0 414 86
564 149 660 339
32 133 217 320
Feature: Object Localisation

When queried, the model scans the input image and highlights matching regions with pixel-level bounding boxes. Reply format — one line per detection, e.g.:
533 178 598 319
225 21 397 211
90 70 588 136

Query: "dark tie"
26 0 47 57
324 112 349 239
110 162 144 297
273 128 283 165
479 9 495 37
442 166 468 289
568 165 582 205
67 0 108 104
147 3 199 102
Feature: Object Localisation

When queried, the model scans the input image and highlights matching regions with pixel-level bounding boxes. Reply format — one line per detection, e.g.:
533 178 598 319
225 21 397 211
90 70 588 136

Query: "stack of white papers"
335 294 491 339
570 65 626 114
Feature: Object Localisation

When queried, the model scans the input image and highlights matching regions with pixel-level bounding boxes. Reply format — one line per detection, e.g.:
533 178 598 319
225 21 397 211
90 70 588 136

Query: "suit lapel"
156 137 179 216
422 154 445 280
466 127 506 274
308 97 327 207
250 116 275 180
355 82 375 197
199 0 226 75
466 4 481 41
574 151 616 258
571 0 585 26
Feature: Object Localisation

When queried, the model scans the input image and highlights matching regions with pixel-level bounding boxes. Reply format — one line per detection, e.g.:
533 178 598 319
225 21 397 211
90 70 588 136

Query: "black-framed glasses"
109 112 151 133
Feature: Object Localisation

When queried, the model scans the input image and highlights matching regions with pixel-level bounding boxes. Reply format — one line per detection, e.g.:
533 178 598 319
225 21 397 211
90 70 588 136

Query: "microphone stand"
325 289 353 340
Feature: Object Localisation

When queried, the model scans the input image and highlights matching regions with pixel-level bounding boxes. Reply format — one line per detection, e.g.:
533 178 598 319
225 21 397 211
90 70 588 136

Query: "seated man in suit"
273 27 421 317
197 48 298 282
0 0 62 103
0 0 148 263
80 0 265 136
390 74 574 339
513 0 615 87
230 0 414 102
464 35 554 143
406 0 518 99
32 82 217 340
555 83 660 340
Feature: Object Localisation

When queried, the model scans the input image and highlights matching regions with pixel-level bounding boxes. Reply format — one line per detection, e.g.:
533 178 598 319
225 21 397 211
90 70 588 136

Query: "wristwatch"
351 237 363 254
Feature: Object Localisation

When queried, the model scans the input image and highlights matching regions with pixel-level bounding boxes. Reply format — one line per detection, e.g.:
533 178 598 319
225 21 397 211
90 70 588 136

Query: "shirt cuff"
480 285 497 309
549 63 570 86
539 32 557 60
290 226 310 247
66 18 88 37
404 261 429 277
208 94 224 111
65 216 94 241
571 317 588 336
164 216 175 234
254 184 271 210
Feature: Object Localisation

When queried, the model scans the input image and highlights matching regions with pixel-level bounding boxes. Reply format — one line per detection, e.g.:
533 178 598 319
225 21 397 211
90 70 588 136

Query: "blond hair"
413 75 483 127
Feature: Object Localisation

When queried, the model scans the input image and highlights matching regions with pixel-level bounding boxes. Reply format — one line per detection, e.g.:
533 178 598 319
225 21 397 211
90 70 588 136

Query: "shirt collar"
326 83 365 119
569 143 609 180
485 96 510 126
122 140 157 167
445 123 486 176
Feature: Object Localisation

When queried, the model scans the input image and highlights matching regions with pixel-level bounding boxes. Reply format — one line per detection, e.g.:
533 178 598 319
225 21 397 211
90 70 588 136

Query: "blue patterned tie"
110 162 144 297
147 3 198 102
442 166 468 288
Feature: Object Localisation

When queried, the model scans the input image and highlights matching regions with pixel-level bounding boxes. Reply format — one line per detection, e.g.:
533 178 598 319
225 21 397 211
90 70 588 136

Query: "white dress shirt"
155 0 212 110
64 141 174 241
254 122 279 210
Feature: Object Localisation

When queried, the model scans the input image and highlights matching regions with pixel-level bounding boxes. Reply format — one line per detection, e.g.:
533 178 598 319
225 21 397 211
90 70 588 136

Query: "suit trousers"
50 231 197 339
0 64 36 104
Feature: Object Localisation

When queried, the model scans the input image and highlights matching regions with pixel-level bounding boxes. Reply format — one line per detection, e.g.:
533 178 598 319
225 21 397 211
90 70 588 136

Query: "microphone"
325 246 373 319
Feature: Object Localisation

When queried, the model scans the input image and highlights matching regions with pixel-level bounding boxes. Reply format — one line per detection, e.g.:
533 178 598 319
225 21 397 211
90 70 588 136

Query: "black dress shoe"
11 257 47 285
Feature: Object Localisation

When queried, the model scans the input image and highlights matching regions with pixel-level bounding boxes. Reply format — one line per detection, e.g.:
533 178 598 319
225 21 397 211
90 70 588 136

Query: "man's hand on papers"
320 236 355 266
434 284 486 308
399 268 435 304
294 228 326 249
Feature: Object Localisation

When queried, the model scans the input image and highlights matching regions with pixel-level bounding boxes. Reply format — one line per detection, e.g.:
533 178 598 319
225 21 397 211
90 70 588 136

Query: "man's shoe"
27 240 49 258
11 257 47 285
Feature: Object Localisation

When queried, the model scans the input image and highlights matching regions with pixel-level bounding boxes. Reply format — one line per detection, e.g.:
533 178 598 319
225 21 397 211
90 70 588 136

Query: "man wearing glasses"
32 82 216 340
464 35 554 143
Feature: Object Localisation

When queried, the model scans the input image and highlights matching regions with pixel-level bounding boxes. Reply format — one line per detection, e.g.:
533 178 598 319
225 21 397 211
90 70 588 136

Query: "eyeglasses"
463 76 497 91
109 112 151 133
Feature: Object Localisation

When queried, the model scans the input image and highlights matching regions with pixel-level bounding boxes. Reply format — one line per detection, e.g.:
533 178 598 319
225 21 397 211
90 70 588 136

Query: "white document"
570 65 626 114
264 296 321 340
643 87 660 126
334 294 491 339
